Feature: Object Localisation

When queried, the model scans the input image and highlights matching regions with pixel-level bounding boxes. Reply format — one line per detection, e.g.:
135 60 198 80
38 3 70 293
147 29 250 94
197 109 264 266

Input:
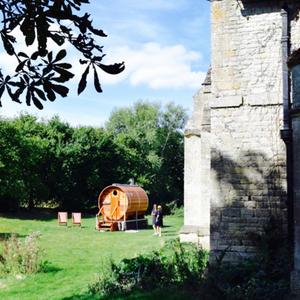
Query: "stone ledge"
210 96 243 109
184 129 202 137
247 93 281 106
180 225 209 236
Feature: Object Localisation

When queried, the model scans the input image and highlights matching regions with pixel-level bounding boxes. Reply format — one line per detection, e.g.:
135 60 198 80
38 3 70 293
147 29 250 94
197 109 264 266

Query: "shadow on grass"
62 295 94 300
0 208 96 222
161 231 178 237
61 286 194 300
41 261 62 274
0 233 28 240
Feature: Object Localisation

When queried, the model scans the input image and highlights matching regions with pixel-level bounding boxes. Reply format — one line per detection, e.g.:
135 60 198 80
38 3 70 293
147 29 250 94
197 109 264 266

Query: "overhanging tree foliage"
0 0 125 109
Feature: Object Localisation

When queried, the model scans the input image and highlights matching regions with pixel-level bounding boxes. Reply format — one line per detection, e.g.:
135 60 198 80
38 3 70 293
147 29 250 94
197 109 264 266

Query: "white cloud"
96 42 206 89
0 0 210 127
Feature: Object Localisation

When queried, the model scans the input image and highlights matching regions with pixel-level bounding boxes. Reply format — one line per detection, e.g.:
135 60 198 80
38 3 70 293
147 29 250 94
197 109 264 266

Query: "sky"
0 0 211 128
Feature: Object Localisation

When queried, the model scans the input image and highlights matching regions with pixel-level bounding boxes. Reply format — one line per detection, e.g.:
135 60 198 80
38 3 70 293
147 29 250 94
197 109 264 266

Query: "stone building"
180 0 300 271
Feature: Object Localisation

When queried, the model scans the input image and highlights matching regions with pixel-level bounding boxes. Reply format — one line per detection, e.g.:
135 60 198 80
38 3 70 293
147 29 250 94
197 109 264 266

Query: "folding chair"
72 212 81 228
58 212 68 228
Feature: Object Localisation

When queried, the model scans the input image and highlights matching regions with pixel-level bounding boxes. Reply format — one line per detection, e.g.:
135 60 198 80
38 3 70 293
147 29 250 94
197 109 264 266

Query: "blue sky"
0 0 211 127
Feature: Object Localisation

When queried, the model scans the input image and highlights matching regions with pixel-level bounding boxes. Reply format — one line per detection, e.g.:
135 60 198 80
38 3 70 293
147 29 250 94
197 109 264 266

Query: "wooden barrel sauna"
98 184 148 222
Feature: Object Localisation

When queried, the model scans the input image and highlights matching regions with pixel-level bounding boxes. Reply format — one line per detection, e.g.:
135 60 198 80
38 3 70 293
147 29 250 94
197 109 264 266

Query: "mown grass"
0 211 183 300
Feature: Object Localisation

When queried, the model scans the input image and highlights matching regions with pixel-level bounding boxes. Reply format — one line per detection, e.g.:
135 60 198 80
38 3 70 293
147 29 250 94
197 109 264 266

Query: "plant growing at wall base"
198 217 291 300
88 238 209 297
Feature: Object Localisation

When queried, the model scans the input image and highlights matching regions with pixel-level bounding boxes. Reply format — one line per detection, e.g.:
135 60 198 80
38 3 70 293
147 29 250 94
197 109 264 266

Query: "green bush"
88 217 292 300
165 201 184 217
0 231 46 277
88 238 209 297
201 258 290 300
197 217 292 300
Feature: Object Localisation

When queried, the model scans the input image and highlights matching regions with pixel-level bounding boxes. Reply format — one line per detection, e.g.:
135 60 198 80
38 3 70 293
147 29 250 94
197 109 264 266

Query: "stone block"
244 201 256 208
231 201 245 208
222 208 241 217
241 208 254 217
210 95 243 108
247 217 259 224
290 270 300 298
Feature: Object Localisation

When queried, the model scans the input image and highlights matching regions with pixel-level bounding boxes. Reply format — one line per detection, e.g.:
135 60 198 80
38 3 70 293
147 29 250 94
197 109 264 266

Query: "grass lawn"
0 210 183 300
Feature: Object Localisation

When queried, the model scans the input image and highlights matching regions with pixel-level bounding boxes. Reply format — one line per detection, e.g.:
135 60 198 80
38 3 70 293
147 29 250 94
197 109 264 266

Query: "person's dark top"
151 209 157 225
155 209 165 227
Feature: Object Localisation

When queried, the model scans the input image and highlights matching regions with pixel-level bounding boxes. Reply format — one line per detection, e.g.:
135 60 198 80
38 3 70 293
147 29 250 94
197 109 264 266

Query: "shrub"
88 238 209 297
0 231 46 277
88 217 292 299
197 217 291 300
165 201 184 217
201 258 290 300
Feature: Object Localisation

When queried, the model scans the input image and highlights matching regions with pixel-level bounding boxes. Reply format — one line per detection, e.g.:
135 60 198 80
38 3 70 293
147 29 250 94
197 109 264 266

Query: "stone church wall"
210 0 287 262
180 81 211 250
181 0 300 263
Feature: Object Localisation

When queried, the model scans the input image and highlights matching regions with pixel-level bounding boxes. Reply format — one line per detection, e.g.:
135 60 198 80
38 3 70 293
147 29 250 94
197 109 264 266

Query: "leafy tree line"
0 100 188 212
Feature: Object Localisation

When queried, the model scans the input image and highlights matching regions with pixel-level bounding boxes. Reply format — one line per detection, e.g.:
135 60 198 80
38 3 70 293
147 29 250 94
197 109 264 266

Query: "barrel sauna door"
101 191 111 219
110 188 126 220
118 190 126 219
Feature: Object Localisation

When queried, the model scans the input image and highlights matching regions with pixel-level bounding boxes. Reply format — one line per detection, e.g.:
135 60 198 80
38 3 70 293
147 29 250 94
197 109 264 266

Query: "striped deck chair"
58 212 68 228
72 212 81 228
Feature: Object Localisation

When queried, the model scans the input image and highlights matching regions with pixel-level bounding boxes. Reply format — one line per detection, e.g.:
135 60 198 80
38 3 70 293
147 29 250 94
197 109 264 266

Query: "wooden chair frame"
72 212 81 228
58 212 68 228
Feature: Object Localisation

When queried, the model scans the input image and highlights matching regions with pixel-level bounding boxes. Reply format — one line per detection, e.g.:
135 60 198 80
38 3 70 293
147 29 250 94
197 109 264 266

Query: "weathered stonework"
180 0 300 265
180 73 211 250
290 61 300 296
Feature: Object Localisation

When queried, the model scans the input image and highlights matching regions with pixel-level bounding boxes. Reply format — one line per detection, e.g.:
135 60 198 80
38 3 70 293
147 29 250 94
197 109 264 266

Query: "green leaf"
47 90 56 101
31 51 40 60
54 63 73 70
32 95 44 110
51 34 65 46
34 88 46 101
43 82 56 101
51 84 69 97
18 52 29 58
53 67 74 82
2 36 14 56
77 65 90 95
26 90 31 106
8 15 22 31
15 60 27 73
25 32 35 46
79 59 88 65
6 85 21 103
47 51 53 63
21 19 35 46
59 25 71 34
52 76 68 83
92 56 104 62
88 27 107 37
54 50 67 63
0 85 5 99
98 62 125 75
93 68 102 93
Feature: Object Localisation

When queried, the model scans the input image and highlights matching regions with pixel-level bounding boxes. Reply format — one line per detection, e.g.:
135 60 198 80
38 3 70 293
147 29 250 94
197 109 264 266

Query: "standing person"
155 205 166 237
151 204 158 235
